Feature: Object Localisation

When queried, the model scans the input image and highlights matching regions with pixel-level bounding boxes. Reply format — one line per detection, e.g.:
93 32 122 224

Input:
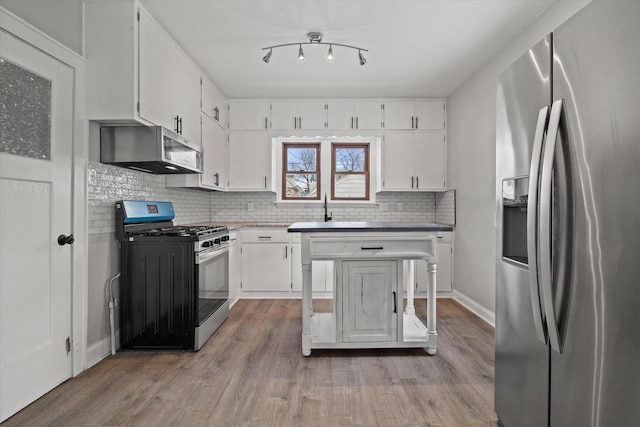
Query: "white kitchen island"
288 221 453 356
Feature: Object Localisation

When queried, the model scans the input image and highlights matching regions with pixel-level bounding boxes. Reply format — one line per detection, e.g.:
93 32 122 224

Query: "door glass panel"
0 58 51 160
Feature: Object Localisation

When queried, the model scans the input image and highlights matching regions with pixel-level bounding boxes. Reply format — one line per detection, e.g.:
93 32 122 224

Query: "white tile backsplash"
88 161 454 233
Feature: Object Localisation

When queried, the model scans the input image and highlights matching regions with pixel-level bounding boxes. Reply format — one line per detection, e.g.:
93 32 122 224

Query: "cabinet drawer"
310 237 435 259
241 229 289 243
437 231 452 243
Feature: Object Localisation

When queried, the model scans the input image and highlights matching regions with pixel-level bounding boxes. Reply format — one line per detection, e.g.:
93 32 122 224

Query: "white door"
414 100 445 130
270 101 298 130
241 244 290 291
0 32 74 422
383 100 414 130
354 100 382 130
228 101 269 130
327 100 354 130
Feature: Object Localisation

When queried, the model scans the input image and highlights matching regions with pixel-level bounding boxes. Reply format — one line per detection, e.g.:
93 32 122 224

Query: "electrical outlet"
380 203 388 212
397 202 403 211
247 202 254 212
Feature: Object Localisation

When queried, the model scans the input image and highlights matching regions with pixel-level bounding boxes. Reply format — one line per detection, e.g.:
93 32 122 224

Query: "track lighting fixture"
262 32 368 65
327 45 334 62
262 48 272 63
358 50 367 66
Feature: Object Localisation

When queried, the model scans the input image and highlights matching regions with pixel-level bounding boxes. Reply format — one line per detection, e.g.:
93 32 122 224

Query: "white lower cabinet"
341 260 399 343
408 232 453 292
291 245 333 293
240 229 290 292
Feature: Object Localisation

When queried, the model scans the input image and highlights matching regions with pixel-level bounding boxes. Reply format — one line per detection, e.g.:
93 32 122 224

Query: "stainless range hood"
100 126 203 174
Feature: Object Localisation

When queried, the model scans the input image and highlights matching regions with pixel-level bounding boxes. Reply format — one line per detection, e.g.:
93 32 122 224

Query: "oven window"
197 250 229 325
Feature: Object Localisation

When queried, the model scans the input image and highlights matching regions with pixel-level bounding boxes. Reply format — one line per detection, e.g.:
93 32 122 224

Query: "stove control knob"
214 238 221 245
221 235 229 242
202 241 213 248
58 234 75 246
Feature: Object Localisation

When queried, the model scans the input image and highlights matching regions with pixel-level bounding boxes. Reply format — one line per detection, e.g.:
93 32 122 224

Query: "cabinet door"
381 132 414 190
327 100 354 130
138 8 173 130
291 244 302 292
342 261 397 342
384 101 414 130
228 101 269 130
414 100 445 130
201 115 226 188
298 101 326 130
414 132 446 190
201 77 226 128
354 100 382 130
177 58 202 143
270 101 298 130
241 244 290 291
228 132 270 190
416 241 452 292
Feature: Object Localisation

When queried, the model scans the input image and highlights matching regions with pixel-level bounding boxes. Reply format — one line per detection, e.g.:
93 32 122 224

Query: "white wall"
0 0 83 55
447 0 591 313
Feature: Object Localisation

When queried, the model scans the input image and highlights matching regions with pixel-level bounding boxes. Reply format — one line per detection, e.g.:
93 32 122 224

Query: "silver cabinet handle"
258 236 272 240
539 99 564 353
264 117 268 129
411 176 414 188
285 245 288 259
351 117 354 129
415 117 418 129
298 117 302 128
356 117 359 129
294 117 297 129
411 116 414 129
392 291 397 313
416 176 419 188
527 106 550 345
264 176 267 188
361 247 383 250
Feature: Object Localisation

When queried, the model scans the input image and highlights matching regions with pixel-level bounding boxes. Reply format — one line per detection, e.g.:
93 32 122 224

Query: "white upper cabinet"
201 76 226 129
228 132 271 190
166 114 227 190
270 100 326 130
228 101 270 130
327 100 382 130
384 100 445 130
85 2 201 143
382 132 446 191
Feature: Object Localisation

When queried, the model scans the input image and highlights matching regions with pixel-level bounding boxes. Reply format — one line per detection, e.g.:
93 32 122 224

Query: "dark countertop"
288 221 454 233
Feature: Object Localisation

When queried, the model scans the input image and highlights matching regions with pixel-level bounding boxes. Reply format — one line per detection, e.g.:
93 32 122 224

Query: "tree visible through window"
332 143 369 200
282 143 321 200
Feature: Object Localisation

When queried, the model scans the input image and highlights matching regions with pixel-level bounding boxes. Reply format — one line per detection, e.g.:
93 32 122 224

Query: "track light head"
263 49 272 63
298 44 305 61
358 50 367 66
327 45 334 62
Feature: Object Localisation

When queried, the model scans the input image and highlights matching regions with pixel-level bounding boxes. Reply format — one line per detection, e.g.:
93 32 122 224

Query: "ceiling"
140 0 555 99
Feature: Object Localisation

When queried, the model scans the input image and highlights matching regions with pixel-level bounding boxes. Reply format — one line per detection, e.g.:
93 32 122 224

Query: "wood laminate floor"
4 298 497 427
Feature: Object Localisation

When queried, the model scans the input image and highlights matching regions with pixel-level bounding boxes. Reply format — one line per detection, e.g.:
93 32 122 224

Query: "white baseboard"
452 290 495 327
86 331 119 369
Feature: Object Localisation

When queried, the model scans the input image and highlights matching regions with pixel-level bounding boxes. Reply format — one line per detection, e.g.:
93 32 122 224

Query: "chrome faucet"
324 194 332 222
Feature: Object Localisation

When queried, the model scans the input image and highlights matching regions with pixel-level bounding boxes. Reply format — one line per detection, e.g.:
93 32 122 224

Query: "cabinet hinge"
65 337 71 355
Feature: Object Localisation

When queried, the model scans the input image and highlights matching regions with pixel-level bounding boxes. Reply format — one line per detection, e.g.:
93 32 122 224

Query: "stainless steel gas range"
115 200 229 350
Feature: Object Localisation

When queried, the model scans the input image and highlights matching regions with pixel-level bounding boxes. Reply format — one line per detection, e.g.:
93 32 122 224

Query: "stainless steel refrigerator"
495 1 640 426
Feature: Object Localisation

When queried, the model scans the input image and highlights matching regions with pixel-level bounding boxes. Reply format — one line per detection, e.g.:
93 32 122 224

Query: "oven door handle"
196 246 229 264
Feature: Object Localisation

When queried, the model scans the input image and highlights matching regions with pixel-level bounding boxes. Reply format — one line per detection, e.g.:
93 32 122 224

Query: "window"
282 143 321 200
331 143 369 200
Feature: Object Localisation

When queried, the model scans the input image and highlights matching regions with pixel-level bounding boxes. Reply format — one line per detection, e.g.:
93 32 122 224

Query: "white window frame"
274 136 380 205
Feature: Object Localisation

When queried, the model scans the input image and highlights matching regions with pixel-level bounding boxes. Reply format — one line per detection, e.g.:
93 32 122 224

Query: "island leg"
425 261 438 355
405 260 416 315
302 262 312 356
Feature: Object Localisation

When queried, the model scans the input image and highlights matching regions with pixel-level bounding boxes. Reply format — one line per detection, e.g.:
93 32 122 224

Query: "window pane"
335 147 364 172
287 147 317 172
285 173 318 198
334 174 366 198
0 58 51 160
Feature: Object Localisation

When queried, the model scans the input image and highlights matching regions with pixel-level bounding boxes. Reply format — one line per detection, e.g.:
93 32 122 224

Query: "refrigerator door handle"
539 99 564 353
527 106 550 344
